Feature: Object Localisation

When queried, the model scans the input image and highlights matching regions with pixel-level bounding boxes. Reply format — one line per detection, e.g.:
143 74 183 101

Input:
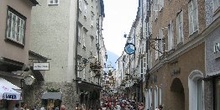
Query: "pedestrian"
60 104 66 110
20 102 29 110
138 103 144 110
40 106 46 110
158 105 163 110
14 103 19 110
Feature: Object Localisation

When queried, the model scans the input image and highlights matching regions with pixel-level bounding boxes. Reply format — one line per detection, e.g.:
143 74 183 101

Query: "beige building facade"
0 0 38 109
30 0 105 109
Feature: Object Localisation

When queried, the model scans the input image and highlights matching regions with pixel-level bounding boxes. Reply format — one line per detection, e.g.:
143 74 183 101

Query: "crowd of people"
13 102 66 110
100 99 146 110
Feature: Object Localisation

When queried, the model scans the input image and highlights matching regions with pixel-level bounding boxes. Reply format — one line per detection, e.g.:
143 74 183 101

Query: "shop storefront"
205 26 220 110
41 92 62 109
77 80 102 109
0 77 22 109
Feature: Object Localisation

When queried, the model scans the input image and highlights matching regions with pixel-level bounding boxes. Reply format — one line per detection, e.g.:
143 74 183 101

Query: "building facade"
0 0 38 109
144 0 207 110
204 0 220 109
30 0 105 109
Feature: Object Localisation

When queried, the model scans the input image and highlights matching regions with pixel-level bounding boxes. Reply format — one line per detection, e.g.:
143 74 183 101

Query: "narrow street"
1 0 220 110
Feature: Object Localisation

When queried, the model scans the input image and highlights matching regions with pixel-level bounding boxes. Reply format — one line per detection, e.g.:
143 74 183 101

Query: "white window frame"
155 39 159 60
168 21 174 50
159 87 162 106
91 11 95 28
188 70 204 110
158 0 164 11
79 0 83 12
140 56 146 74
176 10 184 44
149 89 153 109
188 0 198 35
153 0 159 20
213 0 220 11
48 0 59 6
84 0 88 18
6 7 26 45
159 29 164 56
154 86 159 109
82 28 87 48
78 25 82 44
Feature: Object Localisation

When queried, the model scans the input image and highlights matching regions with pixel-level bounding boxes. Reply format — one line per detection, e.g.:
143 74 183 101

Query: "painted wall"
0 0 33 64
30 0 77 82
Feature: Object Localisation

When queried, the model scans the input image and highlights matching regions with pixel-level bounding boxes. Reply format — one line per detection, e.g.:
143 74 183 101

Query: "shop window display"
215 78 220 110
41 99 61 110
0 100 7 110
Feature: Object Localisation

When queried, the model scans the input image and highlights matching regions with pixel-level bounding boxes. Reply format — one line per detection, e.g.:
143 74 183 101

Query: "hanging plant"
90 61 102 72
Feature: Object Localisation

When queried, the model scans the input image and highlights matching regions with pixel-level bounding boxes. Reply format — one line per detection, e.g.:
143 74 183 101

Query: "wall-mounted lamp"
148 37 165 54
24 75 35 85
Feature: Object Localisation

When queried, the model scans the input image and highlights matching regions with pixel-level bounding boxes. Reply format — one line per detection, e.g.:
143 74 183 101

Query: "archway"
170 78 185 110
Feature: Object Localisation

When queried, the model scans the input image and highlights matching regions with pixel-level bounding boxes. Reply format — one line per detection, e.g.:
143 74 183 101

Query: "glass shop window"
215 77 220 110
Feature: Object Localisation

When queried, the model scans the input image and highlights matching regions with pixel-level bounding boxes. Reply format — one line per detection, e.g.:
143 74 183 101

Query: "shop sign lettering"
3 94 17 100
214 42 220 54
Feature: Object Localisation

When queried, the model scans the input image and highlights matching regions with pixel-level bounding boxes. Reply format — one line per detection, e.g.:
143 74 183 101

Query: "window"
158 0 164 11
168 21 174 50
79 0 83 12
6 7 26 45
78 24 82 44
82 28 87 49
155 39 159 60
188 0 198 35
213 0 220 11
188 70 203 110
91 11 95 28
215 78 220 110
48 0 59 6
176 10 184 44
158 29 163 56
84 0 88 18
159 88 162 106
153 0 159 20
154 87 158 109
140 56 146 75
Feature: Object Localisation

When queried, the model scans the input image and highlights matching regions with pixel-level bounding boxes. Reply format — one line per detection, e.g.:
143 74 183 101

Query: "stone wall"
23 81 78 109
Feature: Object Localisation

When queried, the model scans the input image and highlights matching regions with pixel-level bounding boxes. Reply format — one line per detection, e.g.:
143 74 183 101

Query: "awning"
0 78 21 100
41 92 62 100
78 81 102 91
0 78 21 90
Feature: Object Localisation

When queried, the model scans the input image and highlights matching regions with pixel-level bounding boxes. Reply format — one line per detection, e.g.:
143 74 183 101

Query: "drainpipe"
75 0 79 96
140 0 144 103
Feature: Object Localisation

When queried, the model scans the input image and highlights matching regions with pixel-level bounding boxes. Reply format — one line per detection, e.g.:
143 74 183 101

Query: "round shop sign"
124 43 136 55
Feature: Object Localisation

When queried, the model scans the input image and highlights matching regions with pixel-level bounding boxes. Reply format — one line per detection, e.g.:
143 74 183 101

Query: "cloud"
103 0 138 56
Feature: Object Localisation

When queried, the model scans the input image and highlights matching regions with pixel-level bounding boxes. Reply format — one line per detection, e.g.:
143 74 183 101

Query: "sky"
103 0 139 56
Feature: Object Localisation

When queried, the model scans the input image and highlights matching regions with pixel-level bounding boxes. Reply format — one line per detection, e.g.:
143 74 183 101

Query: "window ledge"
213 6 220 17
176 41 183 49
189 30 198 39
4 38 24 48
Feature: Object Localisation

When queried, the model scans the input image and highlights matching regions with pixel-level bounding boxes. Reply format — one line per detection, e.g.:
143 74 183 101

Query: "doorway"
170 78 185 110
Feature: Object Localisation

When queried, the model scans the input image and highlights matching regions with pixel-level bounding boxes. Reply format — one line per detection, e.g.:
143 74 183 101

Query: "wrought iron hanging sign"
124 43 136 55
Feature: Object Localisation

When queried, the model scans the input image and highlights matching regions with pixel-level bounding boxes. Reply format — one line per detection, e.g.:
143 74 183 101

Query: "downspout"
75 0 79 94
140 0 144 103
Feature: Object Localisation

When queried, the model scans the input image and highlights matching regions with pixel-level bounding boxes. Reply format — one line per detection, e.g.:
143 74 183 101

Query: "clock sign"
124 43 136 55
